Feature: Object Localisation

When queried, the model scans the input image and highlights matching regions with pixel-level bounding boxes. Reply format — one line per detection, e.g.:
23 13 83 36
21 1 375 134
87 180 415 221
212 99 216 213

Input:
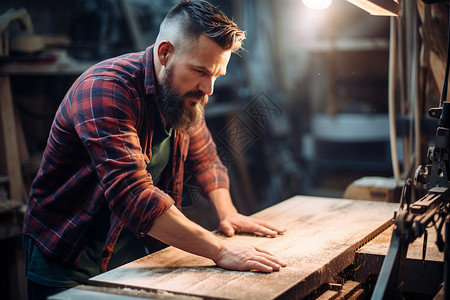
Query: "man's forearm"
147 205 223 262
207 188 237 221
146 204 286 273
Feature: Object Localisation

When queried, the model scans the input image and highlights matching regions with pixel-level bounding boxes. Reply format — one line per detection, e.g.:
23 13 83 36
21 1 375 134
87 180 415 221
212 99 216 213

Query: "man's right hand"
148 205 286 273
213 241 286 273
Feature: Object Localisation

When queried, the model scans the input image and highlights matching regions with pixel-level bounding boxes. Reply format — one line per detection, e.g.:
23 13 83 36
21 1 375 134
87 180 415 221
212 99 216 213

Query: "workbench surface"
90 196 399 300
354 224 444 295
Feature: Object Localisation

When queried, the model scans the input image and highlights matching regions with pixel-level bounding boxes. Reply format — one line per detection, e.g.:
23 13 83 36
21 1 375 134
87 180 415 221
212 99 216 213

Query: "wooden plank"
49 285 202 300
0 76 25 203
0 61 94 76
356 225 443 262
418 1 450 101
345 0 400 16
90 196 398 300
354 225 444 295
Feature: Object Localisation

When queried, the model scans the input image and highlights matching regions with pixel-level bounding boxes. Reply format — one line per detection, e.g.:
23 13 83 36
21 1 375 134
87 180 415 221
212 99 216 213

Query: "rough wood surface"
354 224 444 295
356 224 443 262
90 196 398 300
418 1 450 101
0 76 25 203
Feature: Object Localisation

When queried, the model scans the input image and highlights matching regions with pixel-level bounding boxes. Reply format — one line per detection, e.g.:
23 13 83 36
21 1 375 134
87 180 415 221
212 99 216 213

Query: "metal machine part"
371 103 450 299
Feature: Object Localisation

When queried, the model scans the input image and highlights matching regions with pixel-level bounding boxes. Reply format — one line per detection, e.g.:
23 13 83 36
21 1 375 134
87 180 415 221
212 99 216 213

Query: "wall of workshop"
0 0 392 216
229 0 392 198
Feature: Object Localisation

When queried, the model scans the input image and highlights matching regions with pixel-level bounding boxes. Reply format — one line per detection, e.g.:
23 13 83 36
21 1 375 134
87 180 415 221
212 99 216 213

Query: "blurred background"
1 1 447 298
0 0 394 211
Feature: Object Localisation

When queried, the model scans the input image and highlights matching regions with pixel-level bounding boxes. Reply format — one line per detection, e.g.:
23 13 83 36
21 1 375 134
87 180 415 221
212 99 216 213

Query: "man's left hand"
218 212 286 237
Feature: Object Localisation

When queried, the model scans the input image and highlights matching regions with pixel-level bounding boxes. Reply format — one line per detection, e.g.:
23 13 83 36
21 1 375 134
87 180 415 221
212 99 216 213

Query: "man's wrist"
203 231 225 263
208 188 237 220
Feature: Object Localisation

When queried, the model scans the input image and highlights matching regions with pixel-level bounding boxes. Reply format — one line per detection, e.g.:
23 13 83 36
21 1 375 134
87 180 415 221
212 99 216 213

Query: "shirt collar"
143 45 156 96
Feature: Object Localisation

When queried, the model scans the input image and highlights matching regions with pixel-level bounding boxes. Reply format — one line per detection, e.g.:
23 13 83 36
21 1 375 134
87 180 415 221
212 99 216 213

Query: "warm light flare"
301 0 333 9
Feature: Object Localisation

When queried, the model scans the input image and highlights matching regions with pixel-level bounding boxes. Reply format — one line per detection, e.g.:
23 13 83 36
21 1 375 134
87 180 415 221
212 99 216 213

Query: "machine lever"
422 230 428 265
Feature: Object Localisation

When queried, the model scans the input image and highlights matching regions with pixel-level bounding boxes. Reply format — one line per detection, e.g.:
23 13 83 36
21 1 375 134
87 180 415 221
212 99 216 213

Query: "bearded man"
22 1 285 299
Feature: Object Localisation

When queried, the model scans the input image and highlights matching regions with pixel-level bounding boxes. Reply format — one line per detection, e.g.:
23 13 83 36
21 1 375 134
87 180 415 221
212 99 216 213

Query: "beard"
155 64 208 133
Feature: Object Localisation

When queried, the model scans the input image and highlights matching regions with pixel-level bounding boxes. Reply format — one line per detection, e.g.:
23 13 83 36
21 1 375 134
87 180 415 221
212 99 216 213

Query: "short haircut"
157 0 245 54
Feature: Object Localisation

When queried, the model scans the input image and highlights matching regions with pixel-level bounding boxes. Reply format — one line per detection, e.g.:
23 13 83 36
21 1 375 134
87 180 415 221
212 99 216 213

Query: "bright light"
302 0 332 9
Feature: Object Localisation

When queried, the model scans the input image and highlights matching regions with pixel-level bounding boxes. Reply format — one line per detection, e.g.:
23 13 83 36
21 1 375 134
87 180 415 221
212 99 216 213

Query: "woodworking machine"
371 3 450 298
371 103 450 299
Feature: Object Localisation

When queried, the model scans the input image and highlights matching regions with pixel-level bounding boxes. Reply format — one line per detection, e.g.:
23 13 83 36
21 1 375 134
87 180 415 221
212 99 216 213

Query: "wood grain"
90 196 399 300
354 224 444 295
0 76 25 203
356 224 443 262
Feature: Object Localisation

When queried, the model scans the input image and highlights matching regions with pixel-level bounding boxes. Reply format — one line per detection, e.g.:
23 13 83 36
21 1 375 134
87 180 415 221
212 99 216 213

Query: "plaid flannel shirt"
23 46 229 272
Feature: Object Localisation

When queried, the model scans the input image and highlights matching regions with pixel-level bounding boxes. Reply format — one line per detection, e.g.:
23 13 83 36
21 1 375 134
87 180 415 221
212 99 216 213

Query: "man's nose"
198 77 215 96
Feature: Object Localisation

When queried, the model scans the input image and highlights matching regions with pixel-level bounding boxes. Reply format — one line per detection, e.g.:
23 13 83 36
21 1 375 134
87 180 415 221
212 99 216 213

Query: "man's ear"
157 41 173 67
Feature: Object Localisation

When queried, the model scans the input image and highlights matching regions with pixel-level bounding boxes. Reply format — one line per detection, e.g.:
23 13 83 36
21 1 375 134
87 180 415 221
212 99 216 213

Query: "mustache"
183 90 207 100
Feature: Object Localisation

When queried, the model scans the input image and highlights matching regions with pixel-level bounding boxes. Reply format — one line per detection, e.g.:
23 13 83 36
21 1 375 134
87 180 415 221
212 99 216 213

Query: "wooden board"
49 285 202 300
90 196 399 300
356 225 443 262
0 76 25 203
354 225 444 295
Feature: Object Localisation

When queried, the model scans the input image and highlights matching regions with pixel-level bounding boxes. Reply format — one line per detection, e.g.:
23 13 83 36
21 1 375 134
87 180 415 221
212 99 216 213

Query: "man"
22 0 286 299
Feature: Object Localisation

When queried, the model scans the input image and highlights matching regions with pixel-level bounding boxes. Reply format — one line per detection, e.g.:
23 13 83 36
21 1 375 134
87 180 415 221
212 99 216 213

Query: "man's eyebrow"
193 65 226 77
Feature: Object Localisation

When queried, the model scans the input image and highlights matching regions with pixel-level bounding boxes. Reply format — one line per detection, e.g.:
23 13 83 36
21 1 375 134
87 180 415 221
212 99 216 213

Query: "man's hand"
208 188 286 237
218 212 286 237
148 206 286 273
214 241 286 273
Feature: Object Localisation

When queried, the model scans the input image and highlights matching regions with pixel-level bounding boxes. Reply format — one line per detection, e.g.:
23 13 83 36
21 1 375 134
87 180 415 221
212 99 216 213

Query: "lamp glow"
302 0 332 9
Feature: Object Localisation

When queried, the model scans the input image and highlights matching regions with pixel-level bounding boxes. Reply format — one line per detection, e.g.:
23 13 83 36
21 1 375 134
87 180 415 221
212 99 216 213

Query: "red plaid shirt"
23 46 229 272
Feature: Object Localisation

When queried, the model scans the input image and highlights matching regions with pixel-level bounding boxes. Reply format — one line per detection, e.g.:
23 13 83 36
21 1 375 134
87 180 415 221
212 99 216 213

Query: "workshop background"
0 0 447 299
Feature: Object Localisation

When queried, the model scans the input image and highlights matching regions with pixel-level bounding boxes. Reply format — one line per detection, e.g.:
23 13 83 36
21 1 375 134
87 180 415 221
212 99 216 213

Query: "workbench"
49 195 447 299
355 224 444 296
81 196 397 299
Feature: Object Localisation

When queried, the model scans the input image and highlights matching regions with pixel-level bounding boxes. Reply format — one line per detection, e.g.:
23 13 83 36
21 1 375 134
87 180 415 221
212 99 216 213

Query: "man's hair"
157 0 245 54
